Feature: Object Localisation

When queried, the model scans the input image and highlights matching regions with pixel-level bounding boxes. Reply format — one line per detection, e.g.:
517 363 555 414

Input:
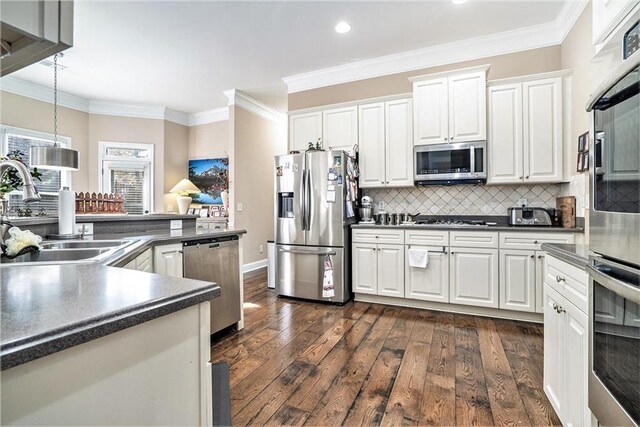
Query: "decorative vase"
220 190 229 210
176 195 192 215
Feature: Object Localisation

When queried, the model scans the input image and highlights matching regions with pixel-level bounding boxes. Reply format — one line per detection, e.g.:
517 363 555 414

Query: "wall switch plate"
378 201 385 210
76 223 94 236
237 203 243 212
259 244 264 253
516 198 529 207
170 220 182 230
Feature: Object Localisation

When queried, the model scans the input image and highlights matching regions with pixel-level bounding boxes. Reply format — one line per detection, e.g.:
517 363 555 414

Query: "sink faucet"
0 159 41 246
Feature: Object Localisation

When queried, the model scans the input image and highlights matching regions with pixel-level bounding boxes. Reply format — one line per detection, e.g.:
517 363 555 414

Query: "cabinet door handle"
530 254 535 259
556 275 565 283
450 251 455 255
534 240 539 244
553 303 558 310
519 176 523 179
538 255 544 259
450 137 454 140
525 175 530 179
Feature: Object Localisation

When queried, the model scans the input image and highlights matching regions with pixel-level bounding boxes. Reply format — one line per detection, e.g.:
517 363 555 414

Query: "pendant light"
30 53 79 171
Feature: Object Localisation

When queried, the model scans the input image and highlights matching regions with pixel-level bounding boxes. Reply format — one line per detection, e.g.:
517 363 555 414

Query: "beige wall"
561 3 595 178
231 106 286 264
164 120 189 212
188 120 228 159
0 91 90 188
289 46 562 110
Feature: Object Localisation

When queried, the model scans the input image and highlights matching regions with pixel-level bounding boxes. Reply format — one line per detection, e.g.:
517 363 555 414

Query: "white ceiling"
6 0 570 114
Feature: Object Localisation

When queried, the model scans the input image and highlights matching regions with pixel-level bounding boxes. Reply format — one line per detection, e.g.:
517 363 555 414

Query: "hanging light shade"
31 52 79 171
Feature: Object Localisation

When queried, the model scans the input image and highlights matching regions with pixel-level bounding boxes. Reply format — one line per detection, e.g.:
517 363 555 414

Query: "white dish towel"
322 255 335 298
408 248 429 269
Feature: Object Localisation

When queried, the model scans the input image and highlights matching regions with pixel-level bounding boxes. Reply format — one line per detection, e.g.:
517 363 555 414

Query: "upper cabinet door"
448 71 487 143
413 77 449 145
358 102 386 188
487 83 524 184
290 112 322 152
523 77 563 183
385 98 414 187
323 106 358 154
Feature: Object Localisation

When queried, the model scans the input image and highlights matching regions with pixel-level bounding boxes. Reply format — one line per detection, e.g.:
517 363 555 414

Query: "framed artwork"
187 208 195 215
193 208 201 216
199 208 209 218
208 206 219 216
188 158 229 204
577 131 590 172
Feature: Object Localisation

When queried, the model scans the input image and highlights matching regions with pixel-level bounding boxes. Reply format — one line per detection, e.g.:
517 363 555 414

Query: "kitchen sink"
40 240 131 250
0 248 112 264
0 239 138 266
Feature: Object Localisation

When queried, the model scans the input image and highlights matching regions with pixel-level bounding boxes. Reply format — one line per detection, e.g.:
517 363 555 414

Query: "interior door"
305 151 344 247
275 153 305 246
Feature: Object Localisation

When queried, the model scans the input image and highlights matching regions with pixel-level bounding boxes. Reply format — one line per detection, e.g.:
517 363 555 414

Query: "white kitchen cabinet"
323 106 358 153
405 245 449 303
153 243 183 278
413 77 449 145
123 248 153 273
412 67 487 146
353 242 403 297
523 77 563 183
449 247 498 308
377 244 405 297
289 111 322 152
543 283 590 427
487 83 524 184
358 102 386 187
385 98 413 187
535 251 546 313
448 70 487 143
487 75 564 184
358 98 413 188
500 249 536 312
353 243 378 295
593 0 639 45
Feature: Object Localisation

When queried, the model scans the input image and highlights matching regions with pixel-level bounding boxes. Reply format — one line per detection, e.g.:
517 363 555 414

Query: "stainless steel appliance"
586 26 640 427
507 207 555 226
359 196 374 223
182 236 241 334
274 150 356 304
414 141 486 185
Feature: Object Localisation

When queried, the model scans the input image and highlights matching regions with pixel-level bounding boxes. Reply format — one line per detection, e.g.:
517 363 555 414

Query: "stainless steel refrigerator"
274 150 356 304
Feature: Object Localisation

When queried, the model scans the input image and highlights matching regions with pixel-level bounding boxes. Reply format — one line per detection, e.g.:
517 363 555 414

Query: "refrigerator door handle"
301 169 307 231
278 247 337 256
306 167 312 231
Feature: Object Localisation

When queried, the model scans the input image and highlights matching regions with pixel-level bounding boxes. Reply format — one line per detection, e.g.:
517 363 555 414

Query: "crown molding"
283 0 589 94
224 89 286 123
1 76 231 126
188 107 229 126
0 75 90 112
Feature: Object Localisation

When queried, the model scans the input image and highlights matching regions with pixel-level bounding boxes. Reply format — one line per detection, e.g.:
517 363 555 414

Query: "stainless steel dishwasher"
182 235 241 334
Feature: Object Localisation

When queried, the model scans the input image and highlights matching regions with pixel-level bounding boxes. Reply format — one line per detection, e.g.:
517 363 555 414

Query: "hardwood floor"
211 272 561 426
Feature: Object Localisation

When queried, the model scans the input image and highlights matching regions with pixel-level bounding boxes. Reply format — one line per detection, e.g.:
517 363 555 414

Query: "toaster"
508 207 555 226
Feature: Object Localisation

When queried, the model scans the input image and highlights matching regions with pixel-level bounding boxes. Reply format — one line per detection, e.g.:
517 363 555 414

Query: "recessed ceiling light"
452 0 468 4
335 21 351 34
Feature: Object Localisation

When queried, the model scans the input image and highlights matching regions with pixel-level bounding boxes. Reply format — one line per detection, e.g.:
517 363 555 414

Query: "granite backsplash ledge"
364 184 562 215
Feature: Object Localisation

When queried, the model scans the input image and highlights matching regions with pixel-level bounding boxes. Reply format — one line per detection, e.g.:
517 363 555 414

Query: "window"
99 142 153 214
0 126 71 216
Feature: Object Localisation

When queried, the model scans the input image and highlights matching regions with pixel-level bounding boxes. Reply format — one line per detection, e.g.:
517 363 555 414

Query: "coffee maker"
359 196 374 223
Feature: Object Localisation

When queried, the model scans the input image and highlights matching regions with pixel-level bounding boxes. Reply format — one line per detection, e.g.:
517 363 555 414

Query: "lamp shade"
170 178 200 195
30 146 79 171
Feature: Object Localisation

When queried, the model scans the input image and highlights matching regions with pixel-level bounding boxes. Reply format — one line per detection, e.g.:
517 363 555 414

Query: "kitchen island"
0 226 247 426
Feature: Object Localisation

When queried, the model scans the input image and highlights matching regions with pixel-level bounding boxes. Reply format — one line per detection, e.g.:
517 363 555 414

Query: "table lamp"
170 179 200 214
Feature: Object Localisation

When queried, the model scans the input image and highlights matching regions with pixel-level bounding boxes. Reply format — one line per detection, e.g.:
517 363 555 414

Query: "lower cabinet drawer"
353 228 404 244
450 231 499 249
405 230 448 246
500 232 575 250
544 254 588 313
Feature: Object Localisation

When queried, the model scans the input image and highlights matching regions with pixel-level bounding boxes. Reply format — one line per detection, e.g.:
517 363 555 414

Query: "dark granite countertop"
0 227 246 370
541 243 592 269
351 223 584 233
0 264 219 370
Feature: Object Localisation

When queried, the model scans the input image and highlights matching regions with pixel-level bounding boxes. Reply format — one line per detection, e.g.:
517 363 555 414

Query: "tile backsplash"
364 184 562 216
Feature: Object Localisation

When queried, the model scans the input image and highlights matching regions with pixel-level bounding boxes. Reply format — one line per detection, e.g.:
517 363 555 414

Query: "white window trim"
0 125 72 195
98 141 154 214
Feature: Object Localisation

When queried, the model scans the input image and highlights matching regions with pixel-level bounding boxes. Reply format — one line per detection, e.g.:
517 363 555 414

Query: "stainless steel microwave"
414 141 486 185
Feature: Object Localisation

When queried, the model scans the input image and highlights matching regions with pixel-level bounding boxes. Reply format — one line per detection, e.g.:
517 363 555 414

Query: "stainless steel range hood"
1 0 73 76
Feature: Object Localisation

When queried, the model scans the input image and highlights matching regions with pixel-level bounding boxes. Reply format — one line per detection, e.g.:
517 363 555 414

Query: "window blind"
110 169 145 214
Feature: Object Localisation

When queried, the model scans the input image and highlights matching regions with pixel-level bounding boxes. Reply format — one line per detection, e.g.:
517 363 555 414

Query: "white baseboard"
242 258 267 273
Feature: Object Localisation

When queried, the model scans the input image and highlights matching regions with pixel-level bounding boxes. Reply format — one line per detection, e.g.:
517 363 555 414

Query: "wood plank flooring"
211 272 561 426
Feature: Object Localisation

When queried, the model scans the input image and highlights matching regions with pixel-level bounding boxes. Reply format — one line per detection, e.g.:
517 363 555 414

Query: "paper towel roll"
58 187 76 235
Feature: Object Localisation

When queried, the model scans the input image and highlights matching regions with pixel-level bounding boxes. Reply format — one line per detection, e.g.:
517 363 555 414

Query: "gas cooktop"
415 218 496 227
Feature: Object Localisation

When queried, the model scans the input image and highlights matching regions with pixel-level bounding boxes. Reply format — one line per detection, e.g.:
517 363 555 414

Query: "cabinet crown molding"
487 69 573 87
409 64 491 83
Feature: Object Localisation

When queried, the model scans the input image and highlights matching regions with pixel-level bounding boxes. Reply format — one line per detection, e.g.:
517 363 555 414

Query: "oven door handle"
586 264 640 304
